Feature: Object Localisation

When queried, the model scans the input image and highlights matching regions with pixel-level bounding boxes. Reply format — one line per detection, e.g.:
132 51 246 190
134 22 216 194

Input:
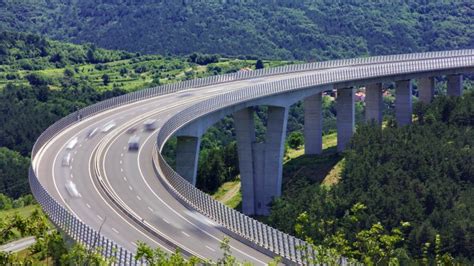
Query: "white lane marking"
71 158 74 163
74 150 78 155
128 185 133 191
162 218 170 224
78 144 82 148
147 206 154 212
206 245 216 252
112 228 119 234
69 165 73 170
97 215 103 221
121 153 124 157
86 203 91 209
181 231 190 237
123 176 127 181
120 160 122 164
123 146 127 150
136 195 142 201
120 168 123 172
131 241 137 247
70 173 74 179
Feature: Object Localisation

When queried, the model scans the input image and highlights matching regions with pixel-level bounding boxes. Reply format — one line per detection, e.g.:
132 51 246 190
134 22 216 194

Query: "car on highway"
143 119 157 131
87 127 98 138
65 180 80 198
128 135 140 151
66 137 78 150
126 127 137 134
62 153 72 166
102 121 116 133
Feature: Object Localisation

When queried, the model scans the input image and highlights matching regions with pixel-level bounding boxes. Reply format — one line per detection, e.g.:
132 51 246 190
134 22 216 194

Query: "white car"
128 135 140 151
62 153 71 166
102 121 116 133
65 180 80 198
143 119 157 131
66 137 78 150
87 127 98 138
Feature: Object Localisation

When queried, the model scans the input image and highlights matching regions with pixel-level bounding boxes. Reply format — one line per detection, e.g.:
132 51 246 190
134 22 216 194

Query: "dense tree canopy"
268 94 474 263
1 1 473 60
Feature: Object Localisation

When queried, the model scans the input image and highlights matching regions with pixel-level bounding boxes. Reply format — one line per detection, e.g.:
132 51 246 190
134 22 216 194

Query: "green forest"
267 94 474 264
1 1 473 60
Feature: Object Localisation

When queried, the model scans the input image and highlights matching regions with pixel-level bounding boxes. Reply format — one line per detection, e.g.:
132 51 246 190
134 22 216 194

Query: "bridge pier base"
235 106 288 216
365 83 383 125
395 80 413 126
447 74 463 96
337 88 355 152
418 77 435 104
176 136 201 185
303 92 323 155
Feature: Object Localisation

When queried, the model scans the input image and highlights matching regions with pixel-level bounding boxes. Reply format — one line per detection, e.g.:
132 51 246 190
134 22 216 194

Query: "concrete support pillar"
365 83 383 125
175 136 201 185
303 92 323 155
261 106 288 215
234 108 257 215
337 88 355 152
418 77 435 104
447 74 463 96
234 106 288 216
395 80 413 126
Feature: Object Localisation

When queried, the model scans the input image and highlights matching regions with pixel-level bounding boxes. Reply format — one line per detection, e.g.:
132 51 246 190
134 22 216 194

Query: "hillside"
1 1 473 60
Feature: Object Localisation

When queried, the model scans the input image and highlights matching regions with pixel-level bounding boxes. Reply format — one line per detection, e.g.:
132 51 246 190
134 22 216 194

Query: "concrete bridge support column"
234 106 288 216
303 92 323 155
418 77 435 104
175 136 201 186
337 88 355 152
234 108 257 215
261 106 288 215
365 83 383 125
395 80 413 126
447 74 463 96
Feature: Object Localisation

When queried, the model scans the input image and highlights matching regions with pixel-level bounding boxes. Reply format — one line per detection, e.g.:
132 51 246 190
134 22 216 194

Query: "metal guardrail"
29 50 474 264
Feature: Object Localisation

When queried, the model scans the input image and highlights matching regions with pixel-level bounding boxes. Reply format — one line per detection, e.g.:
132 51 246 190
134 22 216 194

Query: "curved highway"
31 50 474 264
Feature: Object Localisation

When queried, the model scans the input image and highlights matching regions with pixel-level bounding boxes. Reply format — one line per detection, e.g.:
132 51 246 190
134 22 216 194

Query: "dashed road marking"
69 165 73 170
136 195 142 201
147 206 153 212
181 231 190 237
70 173 74 179
123 146 127 150
120 168 124 172
131 241 137 247
97 215 103 221
120 160 122 164
74 151 78 155
86 203 91 209
112 228 119 234
121 153 124 157
206 245 216 252
123 176 127 181
128 185 133 191
162 218 170 224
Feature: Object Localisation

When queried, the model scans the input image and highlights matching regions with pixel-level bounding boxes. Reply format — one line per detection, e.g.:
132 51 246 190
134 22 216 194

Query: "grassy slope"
0 204 41 220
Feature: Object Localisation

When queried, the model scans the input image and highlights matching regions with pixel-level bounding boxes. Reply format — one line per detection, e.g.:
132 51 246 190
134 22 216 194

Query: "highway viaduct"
30 50 474 264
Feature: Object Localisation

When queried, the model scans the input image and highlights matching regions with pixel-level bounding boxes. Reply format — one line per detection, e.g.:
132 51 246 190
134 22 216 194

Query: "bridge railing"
29 50 474 264
154 55 474 263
